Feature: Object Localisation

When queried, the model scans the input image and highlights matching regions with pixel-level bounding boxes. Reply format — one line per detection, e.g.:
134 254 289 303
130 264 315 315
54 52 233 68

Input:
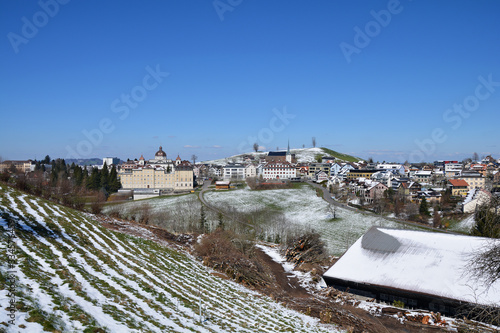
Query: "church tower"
286 140 292 163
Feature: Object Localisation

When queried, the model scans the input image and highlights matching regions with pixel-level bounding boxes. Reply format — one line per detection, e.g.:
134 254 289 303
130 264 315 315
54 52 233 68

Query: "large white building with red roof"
262 161 296 180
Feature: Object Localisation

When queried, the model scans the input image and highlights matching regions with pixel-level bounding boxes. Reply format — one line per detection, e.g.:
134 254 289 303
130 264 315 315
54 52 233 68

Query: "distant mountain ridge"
203 147 363 165
65 158 103 166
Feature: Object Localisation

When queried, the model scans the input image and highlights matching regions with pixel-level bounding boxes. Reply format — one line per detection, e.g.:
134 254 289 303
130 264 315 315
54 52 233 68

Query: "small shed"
215 180 231 190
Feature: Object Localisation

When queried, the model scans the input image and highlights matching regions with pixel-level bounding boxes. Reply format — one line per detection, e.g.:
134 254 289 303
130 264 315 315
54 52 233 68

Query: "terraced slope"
0 185 338 332
204 185 408 256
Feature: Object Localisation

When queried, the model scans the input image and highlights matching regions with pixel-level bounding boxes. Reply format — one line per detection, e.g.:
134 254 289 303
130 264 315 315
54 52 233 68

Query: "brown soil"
255 247 309 298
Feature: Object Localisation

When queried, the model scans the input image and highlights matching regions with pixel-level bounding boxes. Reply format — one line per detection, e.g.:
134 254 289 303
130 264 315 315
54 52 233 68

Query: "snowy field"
0 185 339 332
450 214 476 233
103 193 197 216
204 185 412 256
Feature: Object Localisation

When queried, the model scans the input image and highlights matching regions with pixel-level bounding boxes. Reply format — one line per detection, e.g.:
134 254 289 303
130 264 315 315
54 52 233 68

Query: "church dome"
155 146 167 157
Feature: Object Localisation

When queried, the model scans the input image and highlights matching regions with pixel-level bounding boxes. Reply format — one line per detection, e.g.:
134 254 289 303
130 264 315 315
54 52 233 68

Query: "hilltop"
203 147 363 165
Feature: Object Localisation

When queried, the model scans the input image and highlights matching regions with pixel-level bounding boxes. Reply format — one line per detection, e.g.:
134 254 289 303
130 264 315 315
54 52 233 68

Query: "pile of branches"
194 230 270 287
284 232 327 267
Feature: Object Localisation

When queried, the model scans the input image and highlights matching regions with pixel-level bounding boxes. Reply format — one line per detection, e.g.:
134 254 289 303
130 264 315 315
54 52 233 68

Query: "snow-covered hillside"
204 185 415 255
202 147 361 165
0 185 338 332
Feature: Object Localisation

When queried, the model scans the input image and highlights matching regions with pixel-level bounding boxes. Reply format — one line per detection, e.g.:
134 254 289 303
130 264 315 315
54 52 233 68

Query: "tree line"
1 156 121 212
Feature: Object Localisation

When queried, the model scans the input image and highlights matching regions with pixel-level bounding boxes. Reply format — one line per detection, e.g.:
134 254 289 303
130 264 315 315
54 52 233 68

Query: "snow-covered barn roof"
323 227 500 306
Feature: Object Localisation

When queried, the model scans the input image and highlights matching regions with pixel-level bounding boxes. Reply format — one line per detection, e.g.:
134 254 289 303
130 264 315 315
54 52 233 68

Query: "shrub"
392 300 405 308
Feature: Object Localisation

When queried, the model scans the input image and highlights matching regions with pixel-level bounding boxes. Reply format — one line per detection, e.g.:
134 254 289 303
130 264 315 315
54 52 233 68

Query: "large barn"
323 227 500 316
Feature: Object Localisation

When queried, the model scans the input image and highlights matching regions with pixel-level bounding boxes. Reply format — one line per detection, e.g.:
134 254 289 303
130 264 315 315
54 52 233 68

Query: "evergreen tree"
74 165 83 186
82 167 88 187
217 211 225 230
87 167 101 190
471 202 500 238
101 162 109 192
419 197 430 216
200 205 207 233
50 168 58 185
43 155 51 164
108 166 121 193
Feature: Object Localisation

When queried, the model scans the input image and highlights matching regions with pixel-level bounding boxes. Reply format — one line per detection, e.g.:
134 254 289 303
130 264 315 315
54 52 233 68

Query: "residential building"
208 166 222 178
392 177 410 191
364 182 388 203
315 170 329 183
346 169 379 181
371 170 397 188
330 163 342 176
244 164 257 178
376 163 406 176
417 189 442 204
456 172 485 190
223 163 246 180
308 163 331 178
413 170 432 184
0 160 32 173
322 156 336 164
448 179 469 197
444 163 463 178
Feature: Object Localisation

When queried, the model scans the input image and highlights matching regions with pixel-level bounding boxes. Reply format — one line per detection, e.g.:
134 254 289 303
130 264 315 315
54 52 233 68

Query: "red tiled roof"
449 179 469 187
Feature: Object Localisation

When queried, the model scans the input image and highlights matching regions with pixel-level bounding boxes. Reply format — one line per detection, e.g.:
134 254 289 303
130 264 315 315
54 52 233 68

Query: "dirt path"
255 248 310 298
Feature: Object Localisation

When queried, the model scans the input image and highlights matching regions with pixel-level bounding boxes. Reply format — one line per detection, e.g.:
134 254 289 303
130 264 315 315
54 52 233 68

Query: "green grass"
320 147 363 163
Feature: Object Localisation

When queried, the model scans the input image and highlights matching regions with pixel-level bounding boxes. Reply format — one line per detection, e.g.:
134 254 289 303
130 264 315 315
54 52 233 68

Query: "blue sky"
1 0 499 163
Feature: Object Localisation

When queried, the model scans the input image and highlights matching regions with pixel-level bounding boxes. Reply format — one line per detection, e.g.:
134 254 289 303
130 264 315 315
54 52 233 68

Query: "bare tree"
253 143 259 152
312 137 316 148
191 154 198 165
473 152 479 163
432 210 442 228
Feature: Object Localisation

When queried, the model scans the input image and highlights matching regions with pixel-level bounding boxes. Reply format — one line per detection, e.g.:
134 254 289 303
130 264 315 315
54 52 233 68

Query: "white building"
262 162 297 180
245 164 257 178
445 163 463 178
376 163 406 176
413 170 432 183
223 163 245 180
103 157 120 167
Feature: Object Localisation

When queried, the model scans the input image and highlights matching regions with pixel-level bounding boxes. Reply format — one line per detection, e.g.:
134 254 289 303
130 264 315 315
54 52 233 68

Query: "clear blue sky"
1 0 499 163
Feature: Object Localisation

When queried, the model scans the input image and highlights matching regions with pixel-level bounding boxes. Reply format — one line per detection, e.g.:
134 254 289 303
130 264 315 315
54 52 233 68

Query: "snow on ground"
202 147 360 165
255 244 327 292
103 193 197 215
0 185 339 332
451 214 476 233
205 185 411 256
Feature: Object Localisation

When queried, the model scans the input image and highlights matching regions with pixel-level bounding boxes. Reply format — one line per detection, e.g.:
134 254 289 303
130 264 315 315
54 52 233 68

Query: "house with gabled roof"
448 179 469 197
315 170 329 183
